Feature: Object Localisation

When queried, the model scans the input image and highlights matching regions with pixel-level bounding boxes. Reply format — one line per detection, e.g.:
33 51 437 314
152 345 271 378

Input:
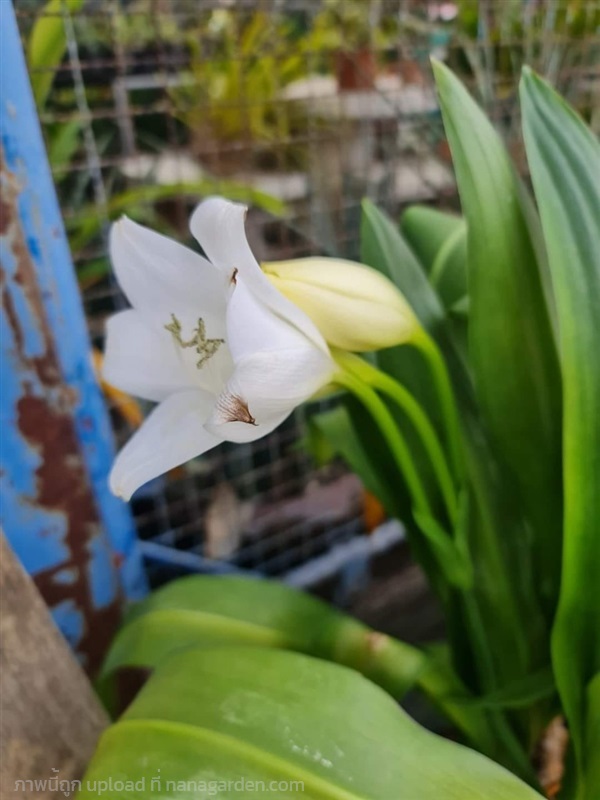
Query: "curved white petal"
206 407 292 445
110 216 227 335
189 197 328 353
103 310 201 402
226 276 314 362
190 197 257 282
109 390 220 500
205 346 334 444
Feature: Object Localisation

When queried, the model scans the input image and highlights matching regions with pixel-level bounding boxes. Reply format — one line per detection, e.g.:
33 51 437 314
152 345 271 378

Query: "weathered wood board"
0 532 108 799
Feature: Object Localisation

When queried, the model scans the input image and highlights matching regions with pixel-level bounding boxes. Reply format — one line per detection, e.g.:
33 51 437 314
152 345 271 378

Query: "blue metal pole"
0 1 147 673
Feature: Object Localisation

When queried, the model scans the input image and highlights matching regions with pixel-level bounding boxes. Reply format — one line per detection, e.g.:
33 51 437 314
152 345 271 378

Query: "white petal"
103 310 201 402
189 197 257 282
205 347 334 443
109 390 220 500
226 276 313 362
189 197 328 353
206 407 292 445
110 216 227 334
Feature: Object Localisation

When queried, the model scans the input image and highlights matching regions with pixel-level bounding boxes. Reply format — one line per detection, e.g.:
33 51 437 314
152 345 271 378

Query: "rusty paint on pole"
0 1 146 674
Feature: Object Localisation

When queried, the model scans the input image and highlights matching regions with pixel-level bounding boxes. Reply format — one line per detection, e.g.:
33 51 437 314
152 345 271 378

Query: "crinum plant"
85 66 599 799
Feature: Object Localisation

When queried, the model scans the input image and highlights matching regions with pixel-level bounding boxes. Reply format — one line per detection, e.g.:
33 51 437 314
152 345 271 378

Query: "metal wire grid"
14 0 600 589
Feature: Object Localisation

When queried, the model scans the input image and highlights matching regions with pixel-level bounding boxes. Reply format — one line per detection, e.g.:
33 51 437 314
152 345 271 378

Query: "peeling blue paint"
87 533 120 609
53 568 79 586
0 2 147 667
52 599 85 651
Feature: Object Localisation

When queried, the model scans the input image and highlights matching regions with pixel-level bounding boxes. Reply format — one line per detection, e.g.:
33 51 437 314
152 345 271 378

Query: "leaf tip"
360 197 374 215
520 65 539 92
430 56 449 83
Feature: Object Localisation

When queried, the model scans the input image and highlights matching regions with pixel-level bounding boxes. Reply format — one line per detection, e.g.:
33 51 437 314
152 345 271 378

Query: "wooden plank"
0 532 108 799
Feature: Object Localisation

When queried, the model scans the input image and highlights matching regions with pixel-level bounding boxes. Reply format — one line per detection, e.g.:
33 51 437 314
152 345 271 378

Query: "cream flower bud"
263 257 418 352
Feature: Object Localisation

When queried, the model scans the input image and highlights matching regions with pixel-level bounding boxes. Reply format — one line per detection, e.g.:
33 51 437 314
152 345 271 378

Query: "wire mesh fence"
14 0 600 595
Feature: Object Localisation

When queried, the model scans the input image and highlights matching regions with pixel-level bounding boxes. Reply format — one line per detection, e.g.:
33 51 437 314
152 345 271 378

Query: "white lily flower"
104 198 335 500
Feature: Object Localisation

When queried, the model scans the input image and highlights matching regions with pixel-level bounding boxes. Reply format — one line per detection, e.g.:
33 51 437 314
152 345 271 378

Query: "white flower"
104 198 335 500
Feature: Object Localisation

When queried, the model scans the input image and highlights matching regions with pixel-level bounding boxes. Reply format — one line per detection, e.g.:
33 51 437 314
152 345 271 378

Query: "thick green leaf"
432 60 563 617
361 198 445 334
27 0 84 109
306 400 517 748
104 576 425 703
83 647 543 799
401 205 462 272
359 198 472 412
521 69 600 782
103 576 533 767
401 206 468 310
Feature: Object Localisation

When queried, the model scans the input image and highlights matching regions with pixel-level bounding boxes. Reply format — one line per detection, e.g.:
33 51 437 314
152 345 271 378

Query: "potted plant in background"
170 9 308 176
310 0 390 91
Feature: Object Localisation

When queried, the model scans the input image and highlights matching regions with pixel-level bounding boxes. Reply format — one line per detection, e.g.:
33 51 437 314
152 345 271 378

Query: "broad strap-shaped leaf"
401 205 468 310
103 575 425 702
102 575 509 757
521 69 600 780
401 205 463 272
361 198 445 334
82 647 544 800
432 60 563 617
359 199 473 408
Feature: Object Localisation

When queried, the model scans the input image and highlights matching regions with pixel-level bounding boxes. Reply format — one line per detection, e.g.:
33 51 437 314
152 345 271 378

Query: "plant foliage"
86 66 598 799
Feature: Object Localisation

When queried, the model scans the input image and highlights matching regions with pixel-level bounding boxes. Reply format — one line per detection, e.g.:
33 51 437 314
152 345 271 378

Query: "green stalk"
335 350 458 526
333 369 433 519
410 327 464 480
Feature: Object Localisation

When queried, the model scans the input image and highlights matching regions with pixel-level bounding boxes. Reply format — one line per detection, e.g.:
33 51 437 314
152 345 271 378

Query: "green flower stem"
333 369 434 519
335 351 458 526
410 327 464 480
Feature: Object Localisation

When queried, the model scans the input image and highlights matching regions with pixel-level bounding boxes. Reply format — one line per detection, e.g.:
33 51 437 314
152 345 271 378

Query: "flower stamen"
164 313 225 369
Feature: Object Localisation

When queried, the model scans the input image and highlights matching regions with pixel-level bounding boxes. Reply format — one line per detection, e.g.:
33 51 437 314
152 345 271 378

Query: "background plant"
170 9 305 161
450 0 600 117
26 0 285 289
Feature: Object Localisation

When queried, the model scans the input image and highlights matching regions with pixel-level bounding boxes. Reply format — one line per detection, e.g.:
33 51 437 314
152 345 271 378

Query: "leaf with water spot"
82 647 543 799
